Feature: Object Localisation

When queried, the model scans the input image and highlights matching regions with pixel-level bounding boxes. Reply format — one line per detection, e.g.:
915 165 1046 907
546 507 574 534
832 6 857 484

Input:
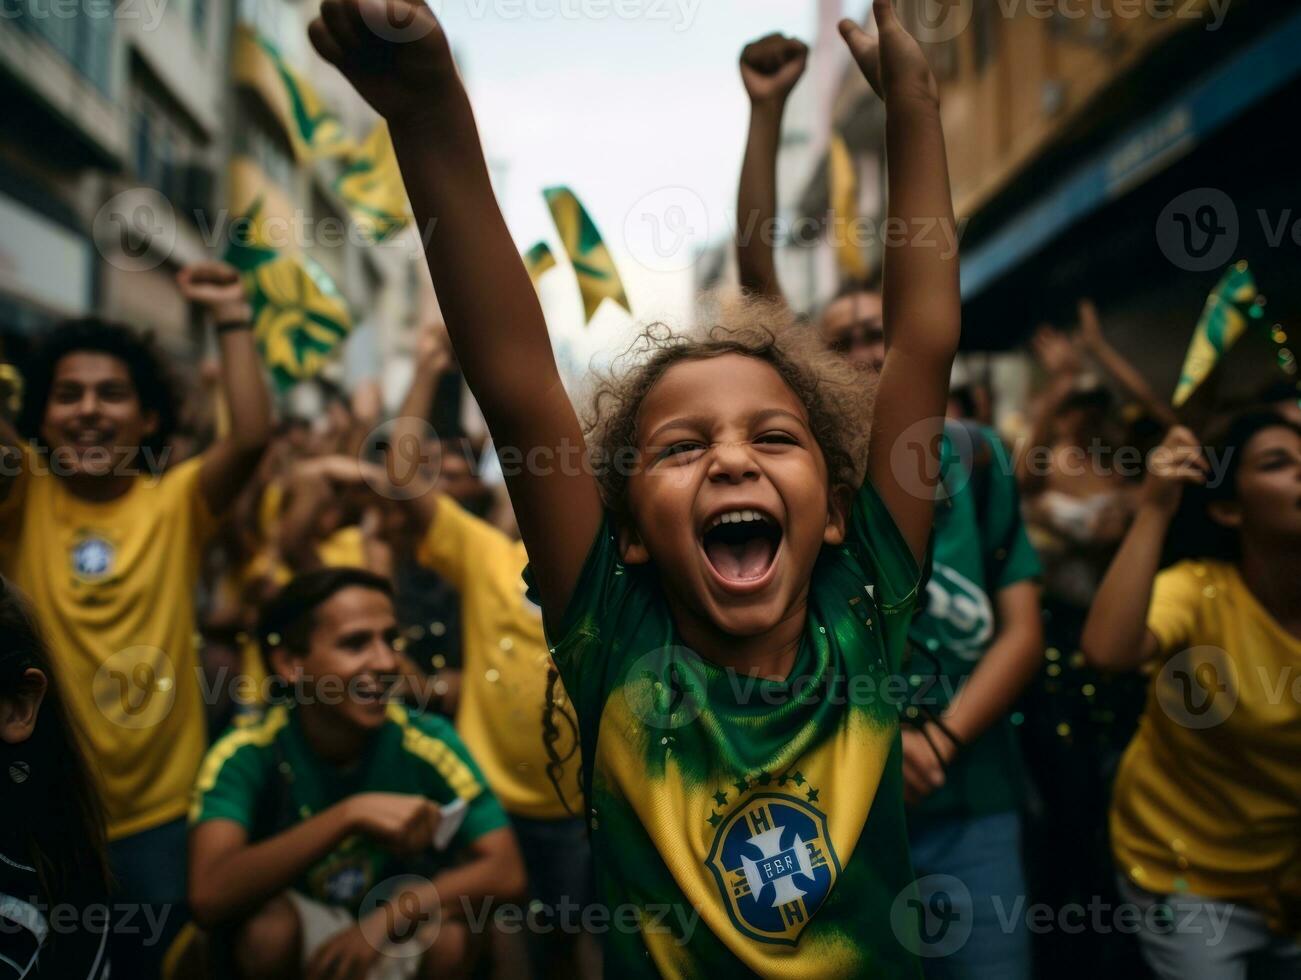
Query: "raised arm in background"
842 3 961 564
1077 298 1180 430
309 0 601 624
735 33 808 300
1081 426 1208 670
177 261 273 515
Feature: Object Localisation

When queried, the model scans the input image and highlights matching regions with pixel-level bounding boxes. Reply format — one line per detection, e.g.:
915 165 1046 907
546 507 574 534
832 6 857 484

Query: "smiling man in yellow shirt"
0 262 272 978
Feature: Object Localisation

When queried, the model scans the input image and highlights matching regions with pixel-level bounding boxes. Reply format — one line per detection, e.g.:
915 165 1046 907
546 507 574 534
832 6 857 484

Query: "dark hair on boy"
0 577 109 902
258 567 394 666
16 317 182 457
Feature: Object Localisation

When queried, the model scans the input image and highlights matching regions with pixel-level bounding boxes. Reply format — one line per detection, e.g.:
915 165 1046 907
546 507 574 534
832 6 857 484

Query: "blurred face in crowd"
41 352 157 476
820 290 885 372
272 586 402 731
623 353 844 642
436 442 486 505
1211 425 1301 545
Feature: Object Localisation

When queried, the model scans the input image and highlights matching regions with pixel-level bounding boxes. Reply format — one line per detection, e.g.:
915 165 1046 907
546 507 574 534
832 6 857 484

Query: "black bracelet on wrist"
215 320 252 334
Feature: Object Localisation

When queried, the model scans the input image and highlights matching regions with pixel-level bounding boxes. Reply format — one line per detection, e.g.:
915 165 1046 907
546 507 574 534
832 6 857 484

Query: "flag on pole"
1172 260 1264 407
246 254 354 391
232 24 351 161
335 122 411 244
828 133 869 281
523 241 556 285
543 186 630 323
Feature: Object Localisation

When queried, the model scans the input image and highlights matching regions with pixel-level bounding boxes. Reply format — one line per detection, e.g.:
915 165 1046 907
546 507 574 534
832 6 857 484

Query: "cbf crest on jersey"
705 786 839 945
71 533 115 583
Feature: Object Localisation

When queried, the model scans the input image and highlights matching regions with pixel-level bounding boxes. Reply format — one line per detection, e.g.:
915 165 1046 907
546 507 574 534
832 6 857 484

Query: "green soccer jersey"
906 425 1041 820
532 480 926 978
190 703 509 912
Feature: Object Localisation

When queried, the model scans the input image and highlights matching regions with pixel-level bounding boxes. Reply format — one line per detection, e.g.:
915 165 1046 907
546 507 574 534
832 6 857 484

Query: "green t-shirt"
532 480 926 978
189 703 509 912
906 425 1041 821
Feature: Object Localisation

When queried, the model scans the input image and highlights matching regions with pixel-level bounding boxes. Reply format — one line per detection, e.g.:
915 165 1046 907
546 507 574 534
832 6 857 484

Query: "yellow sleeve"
415 494 506 592
160 455 221 549
1146 561 1206 657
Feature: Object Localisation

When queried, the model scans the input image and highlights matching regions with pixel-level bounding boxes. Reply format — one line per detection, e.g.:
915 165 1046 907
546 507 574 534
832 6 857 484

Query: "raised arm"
310 0 601 623
735 33 807 300
178 262 273 515
1081 426 1206 670
1077 298 1180 430
842 3 961 564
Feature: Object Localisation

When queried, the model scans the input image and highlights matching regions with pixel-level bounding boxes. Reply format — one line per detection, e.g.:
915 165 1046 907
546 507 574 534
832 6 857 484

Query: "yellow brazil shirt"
1112 559 1301 931
0 444 218 840
416 495 582 820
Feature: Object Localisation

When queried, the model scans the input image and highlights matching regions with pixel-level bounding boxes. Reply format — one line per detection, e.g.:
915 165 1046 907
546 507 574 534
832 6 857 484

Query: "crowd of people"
2 1 1300 978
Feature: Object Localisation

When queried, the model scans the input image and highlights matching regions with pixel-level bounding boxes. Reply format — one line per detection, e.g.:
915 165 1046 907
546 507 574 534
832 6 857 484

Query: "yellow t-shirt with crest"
0 443 218 840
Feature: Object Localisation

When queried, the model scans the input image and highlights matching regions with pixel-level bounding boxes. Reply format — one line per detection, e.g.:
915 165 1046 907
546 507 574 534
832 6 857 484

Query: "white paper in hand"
433 798 467 851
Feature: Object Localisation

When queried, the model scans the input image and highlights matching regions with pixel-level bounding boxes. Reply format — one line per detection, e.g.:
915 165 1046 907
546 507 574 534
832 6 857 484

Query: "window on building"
8 0 114 93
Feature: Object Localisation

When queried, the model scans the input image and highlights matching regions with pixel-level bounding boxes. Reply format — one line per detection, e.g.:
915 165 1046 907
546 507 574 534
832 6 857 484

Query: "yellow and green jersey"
531 481 925 978
190 703 509 912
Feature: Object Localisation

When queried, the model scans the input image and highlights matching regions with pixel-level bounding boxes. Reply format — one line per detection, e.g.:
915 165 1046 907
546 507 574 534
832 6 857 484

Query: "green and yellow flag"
222 193 354 390
828 133 868 281
223 195 280 272
246 254 353 391
543 186 630 323
232 24 351 161
1172 260 1264 407
335 122 410 244
523 240 556 285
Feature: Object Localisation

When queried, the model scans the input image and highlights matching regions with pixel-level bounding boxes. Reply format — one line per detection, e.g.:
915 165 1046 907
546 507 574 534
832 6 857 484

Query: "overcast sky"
429 0 829 372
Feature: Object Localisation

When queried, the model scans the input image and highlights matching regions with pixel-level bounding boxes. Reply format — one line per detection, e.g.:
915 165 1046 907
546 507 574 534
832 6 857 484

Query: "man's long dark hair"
0 577 110 901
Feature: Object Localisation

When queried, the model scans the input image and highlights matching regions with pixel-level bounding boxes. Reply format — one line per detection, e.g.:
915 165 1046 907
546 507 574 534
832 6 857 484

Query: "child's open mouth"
700 508 782 589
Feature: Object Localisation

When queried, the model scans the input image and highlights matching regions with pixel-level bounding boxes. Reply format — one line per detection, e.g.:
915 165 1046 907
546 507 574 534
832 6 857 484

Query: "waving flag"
543 186 630 323
222 192 353 390
246 254 353 391
829 133 869 281
523 241 557 286
1172 260 1264 407
223 195 279 273
335 122 410 243
232 24 351 161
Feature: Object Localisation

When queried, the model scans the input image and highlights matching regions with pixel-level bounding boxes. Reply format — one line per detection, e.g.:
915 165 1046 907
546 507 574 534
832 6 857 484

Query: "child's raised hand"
839 1 938 106
309 0 457 125
739 33 808 106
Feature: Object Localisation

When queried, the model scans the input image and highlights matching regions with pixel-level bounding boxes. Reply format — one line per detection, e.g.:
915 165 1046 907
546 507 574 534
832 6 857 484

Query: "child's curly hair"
581 295 876 521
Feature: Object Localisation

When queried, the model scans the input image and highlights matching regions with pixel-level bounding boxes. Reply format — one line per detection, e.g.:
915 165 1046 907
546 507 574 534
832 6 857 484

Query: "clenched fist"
739 33 808 106
309 0 458 126
177 261 251 325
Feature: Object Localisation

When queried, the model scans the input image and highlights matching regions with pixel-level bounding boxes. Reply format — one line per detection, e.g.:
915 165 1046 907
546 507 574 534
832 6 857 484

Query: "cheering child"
309 0 959 973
